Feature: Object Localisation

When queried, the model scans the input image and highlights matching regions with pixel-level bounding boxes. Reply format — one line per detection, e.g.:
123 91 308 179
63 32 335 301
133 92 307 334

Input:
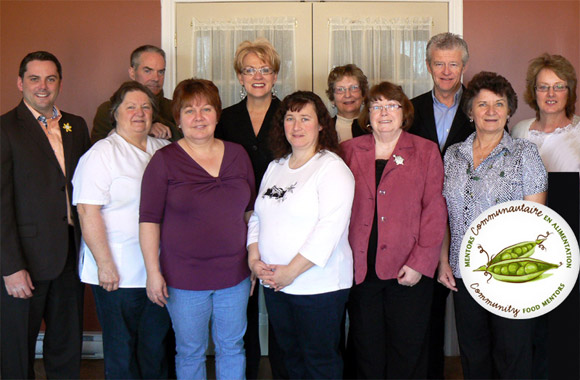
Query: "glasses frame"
535 83 569 93
334 85 361 95
241 67 274 76
369 104 403 113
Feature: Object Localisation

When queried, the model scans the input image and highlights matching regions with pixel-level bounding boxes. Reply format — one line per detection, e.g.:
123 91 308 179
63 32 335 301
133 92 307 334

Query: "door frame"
161 0 463 95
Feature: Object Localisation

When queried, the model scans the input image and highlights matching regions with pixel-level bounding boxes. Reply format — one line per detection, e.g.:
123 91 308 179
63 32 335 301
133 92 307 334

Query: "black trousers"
348 276 433 379
427 280 450 379
264 287 349 379
244 287 261 379
454 278 534 379
0 230 84 379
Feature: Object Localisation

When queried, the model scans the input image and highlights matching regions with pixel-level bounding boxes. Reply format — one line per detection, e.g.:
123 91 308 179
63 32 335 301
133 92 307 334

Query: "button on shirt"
433 88 462 150
442 132 548 277
26 103 74 225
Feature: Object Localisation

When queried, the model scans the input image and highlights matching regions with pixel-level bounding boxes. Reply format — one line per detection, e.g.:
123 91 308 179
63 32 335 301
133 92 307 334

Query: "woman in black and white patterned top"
438 71 547 379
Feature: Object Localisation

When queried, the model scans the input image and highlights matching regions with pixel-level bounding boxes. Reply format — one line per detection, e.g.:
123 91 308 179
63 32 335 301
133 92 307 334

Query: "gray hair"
130 45 166 69
426 33 469 66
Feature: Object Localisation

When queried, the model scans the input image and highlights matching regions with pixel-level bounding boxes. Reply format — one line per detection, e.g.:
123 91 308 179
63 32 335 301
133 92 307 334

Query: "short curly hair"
358 81 414 132
462 72 518 123
109 81 158 128
233 38 281 75
523 53 577 120
269 91 339 159
171 79 222 126
325 64 369 102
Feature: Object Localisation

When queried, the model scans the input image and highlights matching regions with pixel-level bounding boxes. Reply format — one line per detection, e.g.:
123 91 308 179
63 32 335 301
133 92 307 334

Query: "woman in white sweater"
511 53 579 173
247 91 354 379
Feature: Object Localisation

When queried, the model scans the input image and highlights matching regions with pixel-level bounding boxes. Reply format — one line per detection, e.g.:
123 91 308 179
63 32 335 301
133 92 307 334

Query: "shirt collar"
23 100 60 121
457 130 513 160
432 87 463 108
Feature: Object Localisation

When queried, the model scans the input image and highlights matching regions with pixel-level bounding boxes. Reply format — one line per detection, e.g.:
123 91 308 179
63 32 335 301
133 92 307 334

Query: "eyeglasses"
334 85 361 94
369 104 402 113
241 67 274 76
535 83 568 92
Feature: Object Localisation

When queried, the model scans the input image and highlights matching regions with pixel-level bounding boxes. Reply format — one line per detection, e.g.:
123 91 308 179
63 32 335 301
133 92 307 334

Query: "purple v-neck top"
140 141 255 290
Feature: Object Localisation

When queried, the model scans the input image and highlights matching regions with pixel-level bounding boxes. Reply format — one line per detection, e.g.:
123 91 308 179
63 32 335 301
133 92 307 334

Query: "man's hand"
149 122 173 140
4 269 34 299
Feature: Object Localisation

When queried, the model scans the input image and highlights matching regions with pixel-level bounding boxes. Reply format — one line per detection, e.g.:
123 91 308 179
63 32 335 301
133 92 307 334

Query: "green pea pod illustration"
474 232 551 272
485 232 551 266
474 257 561 283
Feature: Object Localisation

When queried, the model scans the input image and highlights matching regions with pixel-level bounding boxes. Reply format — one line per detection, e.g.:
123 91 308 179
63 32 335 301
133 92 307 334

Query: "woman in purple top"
139 79 255 380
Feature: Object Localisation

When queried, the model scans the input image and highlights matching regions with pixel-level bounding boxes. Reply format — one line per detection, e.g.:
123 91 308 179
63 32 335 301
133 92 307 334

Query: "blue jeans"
167 277 250 380
264 287 350 379
92 286 171 379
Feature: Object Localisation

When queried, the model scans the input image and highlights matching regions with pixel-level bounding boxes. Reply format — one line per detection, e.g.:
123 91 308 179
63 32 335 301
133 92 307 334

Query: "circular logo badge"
459 200 579 319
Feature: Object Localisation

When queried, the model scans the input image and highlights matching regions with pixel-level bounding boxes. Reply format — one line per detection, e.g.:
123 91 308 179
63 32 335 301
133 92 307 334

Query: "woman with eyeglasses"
511 54 579 173
510 54 578 379
439 72 547 379
341 82 447 379
214 38 283 379
326 64 370 142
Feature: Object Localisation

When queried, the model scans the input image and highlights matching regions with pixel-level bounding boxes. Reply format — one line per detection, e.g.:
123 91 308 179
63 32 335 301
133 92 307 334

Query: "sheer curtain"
329 17 432 98
191 17 297 108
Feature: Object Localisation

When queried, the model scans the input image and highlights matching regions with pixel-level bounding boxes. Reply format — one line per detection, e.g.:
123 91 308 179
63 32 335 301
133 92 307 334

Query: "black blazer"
1 101 90 280
215 97 281 188
409 88 474 156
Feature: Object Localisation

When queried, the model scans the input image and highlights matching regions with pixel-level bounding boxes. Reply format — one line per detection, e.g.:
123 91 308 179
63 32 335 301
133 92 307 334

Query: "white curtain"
329 17 432 98
191 17 297 108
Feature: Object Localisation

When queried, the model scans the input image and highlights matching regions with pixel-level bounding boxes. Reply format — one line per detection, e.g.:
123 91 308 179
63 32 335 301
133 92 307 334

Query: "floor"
35 356 464 379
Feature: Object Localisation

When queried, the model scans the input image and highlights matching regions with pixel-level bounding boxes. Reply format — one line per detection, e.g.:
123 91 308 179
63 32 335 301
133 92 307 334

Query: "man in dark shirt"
91 45 181 144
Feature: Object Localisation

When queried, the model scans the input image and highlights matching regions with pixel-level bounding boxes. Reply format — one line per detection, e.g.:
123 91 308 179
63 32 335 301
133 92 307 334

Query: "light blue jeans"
166 277 250 380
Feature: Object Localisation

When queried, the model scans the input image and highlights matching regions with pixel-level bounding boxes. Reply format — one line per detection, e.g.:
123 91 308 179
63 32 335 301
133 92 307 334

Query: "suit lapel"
421 94 439 144
382 130 414 179
443 93 469 153
353 135 377 196
15 101 64 175
60 114 74 178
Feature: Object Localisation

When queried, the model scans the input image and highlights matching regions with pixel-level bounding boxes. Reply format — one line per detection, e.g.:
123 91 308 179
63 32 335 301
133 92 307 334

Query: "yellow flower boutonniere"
63 123 72 132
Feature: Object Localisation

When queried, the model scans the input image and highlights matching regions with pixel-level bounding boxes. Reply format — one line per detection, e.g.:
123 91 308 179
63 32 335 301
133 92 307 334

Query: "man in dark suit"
90 45 181 144
1 51 91 379
408 33 474 379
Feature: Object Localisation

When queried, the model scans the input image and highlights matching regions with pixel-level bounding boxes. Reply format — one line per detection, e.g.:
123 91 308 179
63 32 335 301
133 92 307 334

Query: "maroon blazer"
341 131 447 284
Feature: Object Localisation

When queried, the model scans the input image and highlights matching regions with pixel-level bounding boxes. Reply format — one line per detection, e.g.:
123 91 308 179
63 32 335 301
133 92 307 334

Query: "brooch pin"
393 154 404 165
63 123 72 132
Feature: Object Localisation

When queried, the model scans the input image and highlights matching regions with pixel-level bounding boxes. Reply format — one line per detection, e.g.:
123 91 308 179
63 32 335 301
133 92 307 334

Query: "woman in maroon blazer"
341 81 447 379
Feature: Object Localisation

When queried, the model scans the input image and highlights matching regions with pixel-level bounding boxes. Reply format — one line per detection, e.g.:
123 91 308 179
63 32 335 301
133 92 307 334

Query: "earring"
240 86 247 100
271 85 278 97
469 118 473 123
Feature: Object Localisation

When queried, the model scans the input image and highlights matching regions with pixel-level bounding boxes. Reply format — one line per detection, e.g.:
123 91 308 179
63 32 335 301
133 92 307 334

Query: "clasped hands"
249 259 296 292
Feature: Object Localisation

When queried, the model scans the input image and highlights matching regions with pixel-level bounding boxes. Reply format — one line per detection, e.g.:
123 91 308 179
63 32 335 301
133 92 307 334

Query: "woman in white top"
247 91 355 379
72 81 170 379
511 54 579 172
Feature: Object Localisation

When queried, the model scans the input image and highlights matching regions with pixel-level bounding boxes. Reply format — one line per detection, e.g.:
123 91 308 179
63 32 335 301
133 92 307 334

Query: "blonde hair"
233 38 281 74
523 53 577 120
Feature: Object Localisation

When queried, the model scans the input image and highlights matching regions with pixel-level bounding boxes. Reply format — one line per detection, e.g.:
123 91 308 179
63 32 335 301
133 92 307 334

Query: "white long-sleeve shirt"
247 150 355 295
